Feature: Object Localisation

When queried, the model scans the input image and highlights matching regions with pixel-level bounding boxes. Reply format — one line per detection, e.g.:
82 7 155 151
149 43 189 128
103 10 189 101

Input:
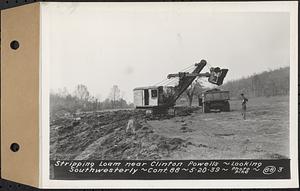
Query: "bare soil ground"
50 96 289 160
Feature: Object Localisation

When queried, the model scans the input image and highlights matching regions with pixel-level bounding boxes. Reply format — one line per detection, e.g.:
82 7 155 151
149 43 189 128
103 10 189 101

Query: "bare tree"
74 84 90 101
73 84 90 109
109 85 121 108
185 80 204 106
95 94 102 110
57 87 69 98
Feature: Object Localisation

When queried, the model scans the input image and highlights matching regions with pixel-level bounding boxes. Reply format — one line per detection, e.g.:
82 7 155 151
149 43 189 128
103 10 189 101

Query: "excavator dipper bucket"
208 68 228 86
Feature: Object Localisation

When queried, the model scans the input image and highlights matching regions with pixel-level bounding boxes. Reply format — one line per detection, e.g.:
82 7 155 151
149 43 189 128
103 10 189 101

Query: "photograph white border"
40 1 298 188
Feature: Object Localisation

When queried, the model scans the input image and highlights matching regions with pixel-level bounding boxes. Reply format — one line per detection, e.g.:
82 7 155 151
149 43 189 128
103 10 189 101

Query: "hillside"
221 67 289 98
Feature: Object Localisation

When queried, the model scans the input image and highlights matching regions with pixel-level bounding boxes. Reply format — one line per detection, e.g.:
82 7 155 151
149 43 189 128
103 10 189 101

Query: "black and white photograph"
38 1 298 188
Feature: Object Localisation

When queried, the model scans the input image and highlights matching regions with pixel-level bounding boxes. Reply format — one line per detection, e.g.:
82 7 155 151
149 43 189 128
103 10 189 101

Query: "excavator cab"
208 67 228 86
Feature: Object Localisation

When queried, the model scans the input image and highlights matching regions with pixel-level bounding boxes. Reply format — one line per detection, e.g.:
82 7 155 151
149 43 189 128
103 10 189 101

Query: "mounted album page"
1 1 298 189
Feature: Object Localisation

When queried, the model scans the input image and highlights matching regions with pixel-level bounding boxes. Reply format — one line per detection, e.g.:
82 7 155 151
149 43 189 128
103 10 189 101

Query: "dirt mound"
176 106 200 116
50 109 187 160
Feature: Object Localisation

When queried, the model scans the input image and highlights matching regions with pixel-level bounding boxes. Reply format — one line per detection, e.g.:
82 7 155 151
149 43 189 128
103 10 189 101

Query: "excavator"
133 59 228 114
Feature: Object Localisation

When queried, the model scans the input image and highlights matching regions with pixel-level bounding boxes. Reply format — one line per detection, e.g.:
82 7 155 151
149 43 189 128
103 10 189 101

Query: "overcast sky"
44 3 290 102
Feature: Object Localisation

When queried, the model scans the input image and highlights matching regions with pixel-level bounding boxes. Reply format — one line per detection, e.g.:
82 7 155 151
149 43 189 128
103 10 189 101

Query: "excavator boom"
163 59 228 108
163 60 207 108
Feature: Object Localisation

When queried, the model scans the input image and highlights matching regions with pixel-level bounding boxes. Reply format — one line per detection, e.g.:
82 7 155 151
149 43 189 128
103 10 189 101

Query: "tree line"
220 66 289 98
50 84 134 115
180 66 289 106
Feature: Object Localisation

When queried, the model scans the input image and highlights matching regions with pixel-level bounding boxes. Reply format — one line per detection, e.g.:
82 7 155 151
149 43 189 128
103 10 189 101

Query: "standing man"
240 93 248 120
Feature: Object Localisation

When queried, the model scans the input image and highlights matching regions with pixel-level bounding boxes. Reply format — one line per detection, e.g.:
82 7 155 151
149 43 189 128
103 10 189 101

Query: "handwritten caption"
51 160 289 179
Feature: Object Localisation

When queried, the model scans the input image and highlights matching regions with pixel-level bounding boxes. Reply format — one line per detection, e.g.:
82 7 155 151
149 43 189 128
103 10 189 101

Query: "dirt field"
50 96 289 160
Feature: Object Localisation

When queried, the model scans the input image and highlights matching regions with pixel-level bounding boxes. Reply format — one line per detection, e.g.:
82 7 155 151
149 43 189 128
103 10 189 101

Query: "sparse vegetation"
50 84 134 118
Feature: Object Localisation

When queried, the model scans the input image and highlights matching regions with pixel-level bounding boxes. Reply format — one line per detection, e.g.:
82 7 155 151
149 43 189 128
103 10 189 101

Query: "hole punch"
10 40 20 50
10 143 20 152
